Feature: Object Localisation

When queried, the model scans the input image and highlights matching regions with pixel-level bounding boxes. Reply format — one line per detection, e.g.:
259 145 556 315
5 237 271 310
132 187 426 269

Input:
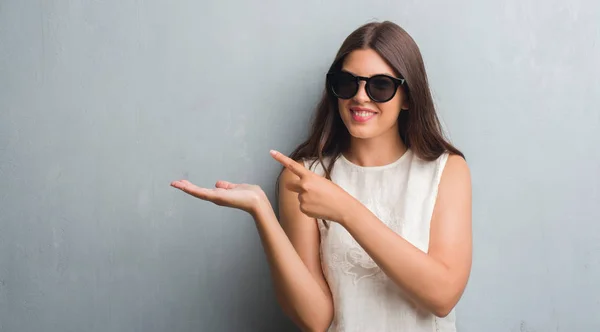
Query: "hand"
270 150 354 223
170 179 268 215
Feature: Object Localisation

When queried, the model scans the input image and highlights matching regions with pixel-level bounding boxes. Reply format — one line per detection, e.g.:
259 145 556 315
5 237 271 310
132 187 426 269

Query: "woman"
171 21 472 332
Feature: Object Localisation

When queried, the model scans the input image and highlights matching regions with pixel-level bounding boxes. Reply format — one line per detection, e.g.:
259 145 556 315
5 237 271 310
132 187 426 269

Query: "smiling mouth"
350 108 377 122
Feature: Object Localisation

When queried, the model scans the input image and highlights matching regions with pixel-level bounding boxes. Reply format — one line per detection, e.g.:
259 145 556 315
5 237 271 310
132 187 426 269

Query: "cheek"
338 100 354 120
338 99 349 112
378 98 402 119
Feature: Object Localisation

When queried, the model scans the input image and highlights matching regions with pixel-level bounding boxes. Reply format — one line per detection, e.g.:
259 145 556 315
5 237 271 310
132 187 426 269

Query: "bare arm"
253 167 333 331
170 170 333 331
339 155 472 317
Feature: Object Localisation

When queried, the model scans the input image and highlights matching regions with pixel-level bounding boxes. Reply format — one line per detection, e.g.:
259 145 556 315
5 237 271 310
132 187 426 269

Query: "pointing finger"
270 150 308 178
284 178 303 193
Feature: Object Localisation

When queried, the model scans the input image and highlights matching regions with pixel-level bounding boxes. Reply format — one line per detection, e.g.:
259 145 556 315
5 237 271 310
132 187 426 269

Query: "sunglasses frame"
327 71 406 103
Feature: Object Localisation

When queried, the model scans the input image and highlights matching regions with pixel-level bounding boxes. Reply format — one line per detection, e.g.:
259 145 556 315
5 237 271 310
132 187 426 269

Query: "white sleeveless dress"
303 149 456 332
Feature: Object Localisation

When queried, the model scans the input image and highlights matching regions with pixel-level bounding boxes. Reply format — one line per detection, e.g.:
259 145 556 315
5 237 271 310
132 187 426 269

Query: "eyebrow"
340 68 395 77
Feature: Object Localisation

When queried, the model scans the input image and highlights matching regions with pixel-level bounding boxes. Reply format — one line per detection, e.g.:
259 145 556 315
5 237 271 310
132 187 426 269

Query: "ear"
401 90 410 110
401 100 410 111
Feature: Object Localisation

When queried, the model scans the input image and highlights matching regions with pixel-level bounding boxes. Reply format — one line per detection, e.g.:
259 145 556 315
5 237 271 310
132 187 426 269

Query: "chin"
341 118 375 140
346 126 378 140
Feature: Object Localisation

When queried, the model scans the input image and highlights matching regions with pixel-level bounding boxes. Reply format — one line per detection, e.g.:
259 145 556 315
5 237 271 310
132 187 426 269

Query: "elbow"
410 296 455 318
431 304 454 318
281 304 332 332
296 318 331 332
299 311 333 332
429 291 461 318
304 324 330 332
428 275 467 318
427 286 462 318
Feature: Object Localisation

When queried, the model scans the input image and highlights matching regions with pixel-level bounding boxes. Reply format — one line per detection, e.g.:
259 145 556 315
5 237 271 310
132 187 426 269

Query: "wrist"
338 194 361 227
249 193 273 219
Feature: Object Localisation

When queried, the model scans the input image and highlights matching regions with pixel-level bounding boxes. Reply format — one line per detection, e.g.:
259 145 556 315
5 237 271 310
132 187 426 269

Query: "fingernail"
269 150 277 156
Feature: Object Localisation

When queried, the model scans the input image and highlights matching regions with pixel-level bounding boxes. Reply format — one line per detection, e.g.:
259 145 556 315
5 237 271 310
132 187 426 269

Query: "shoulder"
297 156 335 177
439 153 471 193
442 154 470 180
413 151 469 178
278 158 304 187
278 156 331 185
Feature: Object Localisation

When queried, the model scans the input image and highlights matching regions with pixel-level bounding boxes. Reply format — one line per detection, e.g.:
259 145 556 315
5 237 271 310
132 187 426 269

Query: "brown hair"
281 20 463 182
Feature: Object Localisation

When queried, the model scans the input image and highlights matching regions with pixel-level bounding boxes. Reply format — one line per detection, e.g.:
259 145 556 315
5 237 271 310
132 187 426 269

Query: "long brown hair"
281 20 463 182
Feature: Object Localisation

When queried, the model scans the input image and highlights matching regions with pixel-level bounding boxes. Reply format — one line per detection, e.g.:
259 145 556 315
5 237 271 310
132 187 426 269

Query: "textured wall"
1 1 599 331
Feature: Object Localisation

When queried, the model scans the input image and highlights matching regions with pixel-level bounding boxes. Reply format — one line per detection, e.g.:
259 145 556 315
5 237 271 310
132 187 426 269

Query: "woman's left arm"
270 151 472 318
341 154 472 317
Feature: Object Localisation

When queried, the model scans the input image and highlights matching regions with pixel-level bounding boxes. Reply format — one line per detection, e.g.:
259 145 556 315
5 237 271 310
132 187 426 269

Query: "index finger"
270 150 308 178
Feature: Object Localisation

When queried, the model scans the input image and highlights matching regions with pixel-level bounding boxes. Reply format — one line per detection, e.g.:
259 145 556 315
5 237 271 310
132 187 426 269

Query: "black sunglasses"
327 71 406 103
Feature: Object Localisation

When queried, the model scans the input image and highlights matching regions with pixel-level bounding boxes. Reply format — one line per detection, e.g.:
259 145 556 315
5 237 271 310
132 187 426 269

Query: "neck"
344 128 407 167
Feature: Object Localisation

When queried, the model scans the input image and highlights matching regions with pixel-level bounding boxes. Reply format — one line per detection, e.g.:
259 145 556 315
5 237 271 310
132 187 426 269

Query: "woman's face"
336 48 409 140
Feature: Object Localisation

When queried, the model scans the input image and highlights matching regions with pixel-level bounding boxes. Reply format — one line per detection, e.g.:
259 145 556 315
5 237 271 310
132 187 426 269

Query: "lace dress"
304 149 456 332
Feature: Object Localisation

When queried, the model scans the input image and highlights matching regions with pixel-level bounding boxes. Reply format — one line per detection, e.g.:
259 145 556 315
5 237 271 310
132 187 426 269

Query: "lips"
349 107 377 123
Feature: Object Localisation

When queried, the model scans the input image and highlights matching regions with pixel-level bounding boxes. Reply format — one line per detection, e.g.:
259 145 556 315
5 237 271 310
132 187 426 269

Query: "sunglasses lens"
367 75 397 102
330 72 358 99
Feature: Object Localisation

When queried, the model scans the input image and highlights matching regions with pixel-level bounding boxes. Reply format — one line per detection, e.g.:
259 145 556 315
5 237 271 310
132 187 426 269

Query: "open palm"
170 180 266 214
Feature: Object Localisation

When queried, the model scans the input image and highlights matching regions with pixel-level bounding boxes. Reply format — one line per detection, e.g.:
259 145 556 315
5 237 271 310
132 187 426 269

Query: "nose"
353 81 370 103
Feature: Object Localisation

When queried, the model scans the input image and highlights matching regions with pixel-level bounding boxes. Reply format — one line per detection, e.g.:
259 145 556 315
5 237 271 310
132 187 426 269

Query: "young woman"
171 21 472 332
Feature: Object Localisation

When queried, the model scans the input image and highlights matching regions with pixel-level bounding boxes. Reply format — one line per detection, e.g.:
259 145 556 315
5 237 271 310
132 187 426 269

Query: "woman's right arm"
252 167 333 331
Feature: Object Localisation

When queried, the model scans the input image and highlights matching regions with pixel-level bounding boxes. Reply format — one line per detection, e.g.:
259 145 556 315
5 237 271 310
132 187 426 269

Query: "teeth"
353 110 375 117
